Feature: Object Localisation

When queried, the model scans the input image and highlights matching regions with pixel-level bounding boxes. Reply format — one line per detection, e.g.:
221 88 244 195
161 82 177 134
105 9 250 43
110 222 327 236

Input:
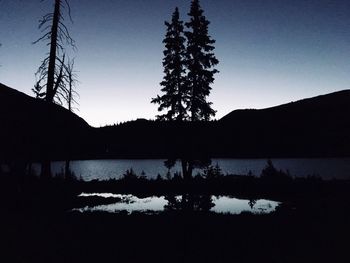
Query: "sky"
1 0 350 127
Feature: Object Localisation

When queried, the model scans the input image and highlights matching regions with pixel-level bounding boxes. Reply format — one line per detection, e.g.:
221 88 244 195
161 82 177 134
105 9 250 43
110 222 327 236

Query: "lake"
31 158 350 180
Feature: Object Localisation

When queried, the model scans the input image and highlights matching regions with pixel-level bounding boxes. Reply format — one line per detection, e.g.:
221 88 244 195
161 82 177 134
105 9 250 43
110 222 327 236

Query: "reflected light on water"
75 193 280 215
212 196 279 214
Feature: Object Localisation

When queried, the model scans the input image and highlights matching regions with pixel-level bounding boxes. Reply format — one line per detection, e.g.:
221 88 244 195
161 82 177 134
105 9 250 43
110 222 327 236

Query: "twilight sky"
1 0 350 127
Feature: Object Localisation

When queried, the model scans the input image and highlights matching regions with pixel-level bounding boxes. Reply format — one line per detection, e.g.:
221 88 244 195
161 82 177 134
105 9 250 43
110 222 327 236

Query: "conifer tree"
152 7 187 121
185 0 218 121
180 0 219 179
153 1 218 180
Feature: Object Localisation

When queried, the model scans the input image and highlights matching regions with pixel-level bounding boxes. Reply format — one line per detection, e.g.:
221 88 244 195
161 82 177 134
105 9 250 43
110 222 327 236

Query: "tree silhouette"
152 1 218 180
151 7 191 179
151 7 187 121
64 57 78 178
33 0 76 178
153 1 218 122
66 58 79 112
181 0 219 178
185 0 218 121
33 0 75 104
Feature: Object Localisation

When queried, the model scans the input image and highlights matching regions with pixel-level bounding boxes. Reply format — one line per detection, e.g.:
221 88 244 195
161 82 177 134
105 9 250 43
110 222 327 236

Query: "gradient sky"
1 0 350 127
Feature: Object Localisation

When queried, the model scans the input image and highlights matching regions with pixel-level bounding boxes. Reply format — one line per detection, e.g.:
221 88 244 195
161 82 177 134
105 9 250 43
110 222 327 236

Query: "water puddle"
74 193 280 215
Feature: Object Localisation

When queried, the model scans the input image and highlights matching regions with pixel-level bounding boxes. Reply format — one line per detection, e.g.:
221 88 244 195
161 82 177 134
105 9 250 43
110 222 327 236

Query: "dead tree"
33 0 75 104
33 0 75 178
66 58 79 112
64 57 79 178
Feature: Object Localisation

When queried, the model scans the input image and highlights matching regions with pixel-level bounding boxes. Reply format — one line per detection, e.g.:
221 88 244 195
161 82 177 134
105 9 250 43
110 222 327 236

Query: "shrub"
261 160 291 180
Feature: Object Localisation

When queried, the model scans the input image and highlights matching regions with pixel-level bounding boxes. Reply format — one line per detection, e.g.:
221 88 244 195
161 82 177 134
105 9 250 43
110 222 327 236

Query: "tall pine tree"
152 7 187 121
185 0 218 121
179 0 219 179
152 1 218 180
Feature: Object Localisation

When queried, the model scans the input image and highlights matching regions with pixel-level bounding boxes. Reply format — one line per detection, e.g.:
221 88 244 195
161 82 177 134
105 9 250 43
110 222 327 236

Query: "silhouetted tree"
153 1 218 180
33 0 75 104
33 0 75 178
261 159 291 184
185 0 218 121
152 7 190 179
202 163 222 180
152 7 187 121
180 0 219 179
64 57 78 178
66 58 79 112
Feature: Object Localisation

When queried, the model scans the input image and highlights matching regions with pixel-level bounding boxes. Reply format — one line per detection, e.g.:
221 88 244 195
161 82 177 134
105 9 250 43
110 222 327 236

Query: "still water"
75 193 280 215
32 158 350 180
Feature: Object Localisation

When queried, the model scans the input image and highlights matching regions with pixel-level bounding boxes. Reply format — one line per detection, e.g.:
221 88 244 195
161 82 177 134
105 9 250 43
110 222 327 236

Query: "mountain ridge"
1 83 349 159
220 89 350 121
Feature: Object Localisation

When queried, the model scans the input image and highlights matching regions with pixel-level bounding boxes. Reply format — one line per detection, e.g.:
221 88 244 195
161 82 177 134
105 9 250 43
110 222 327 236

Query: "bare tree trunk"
65 58 75 179
41 0 61 179
46 0 60 103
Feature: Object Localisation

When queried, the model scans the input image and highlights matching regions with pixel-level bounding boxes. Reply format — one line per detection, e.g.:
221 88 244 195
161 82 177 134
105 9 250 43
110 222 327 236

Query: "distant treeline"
1 85 350 163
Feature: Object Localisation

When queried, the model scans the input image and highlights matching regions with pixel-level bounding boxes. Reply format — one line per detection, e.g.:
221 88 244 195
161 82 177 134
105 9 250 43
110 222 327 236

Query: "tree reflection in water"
164 194 215 212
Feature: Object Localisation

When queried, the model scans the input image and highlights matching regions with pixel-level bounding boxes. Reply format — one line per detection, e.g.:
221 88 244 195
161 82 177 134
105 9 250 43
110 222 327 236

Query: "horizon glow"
1 0 350 127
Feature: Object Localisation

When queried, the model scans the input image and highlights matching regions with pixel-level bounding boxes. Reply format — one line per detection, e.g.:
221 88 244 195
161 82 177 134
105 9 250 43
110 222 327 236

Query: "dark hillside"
95 90 350 158
218 90 350 157
1 84 349 160
0 83 91 162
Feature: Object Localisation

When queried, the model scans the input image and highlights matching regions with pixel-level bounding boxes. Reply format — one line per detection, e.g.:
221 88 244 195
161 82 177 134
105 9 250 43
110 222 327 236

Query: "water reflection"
164 194 215 212
75 193 280 215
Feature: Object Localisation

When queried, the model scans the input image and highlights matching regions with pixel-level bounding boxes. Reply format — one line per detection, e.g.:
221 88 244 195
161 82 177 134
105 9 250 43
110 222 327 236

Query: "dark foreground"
1 174 350 263
2 209 349 263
